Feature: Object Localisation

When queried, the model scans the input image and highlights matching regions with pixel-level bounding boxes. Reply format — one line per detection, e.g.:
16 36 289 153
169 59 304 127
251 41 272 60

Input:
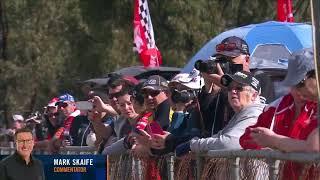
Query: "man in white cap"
6 114 25 140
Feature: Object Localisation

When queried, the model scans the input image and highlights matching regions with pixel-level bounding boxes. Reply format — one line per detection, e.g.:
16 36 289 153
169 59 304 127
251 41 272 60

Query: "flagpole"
310 0 320 149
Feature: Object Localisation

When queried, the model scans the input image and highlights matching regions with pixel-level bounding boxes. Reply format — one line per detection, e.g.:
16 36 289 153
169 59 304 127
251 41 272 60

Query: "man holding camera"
196 36 274 136
167 69 204 137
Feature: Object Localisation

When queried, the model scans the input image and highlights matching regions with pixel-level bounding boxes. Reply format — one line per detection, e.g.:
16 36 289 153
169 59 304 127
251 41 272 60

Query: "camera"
194 57 243 74
171 89 197 103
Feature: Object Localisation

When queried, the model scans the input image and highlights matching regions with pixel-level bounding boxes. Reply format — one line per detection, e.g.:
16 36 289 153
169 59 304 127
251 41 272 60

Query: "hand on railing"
250 127 277 148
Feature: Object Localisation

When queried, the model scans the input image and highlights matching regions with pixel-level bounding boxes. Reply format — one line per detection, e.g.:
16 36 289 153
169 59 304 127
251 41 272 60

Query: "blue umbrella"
182 21 312 72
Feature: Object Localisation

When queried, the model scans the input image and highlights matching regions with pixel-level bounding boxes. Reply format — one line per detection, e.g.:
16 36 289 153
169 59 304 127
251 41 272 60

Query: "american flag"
133 0 162 67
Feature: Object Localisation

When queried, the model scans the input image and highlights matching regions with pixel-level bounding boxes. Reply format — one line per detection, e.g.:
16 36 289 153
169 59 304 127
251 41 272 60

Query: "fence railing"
0 146 319 180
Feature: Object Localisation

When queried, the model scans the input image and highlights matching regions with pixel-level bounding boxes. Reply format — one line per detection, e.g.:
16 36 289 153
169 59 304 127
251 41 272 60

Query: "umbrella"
182 21 312 72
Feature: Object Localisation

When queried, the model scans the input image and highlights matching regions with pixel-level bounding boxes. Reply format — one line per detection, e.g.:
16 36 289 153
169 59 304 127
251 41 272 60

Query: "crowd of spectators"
0 36 318 179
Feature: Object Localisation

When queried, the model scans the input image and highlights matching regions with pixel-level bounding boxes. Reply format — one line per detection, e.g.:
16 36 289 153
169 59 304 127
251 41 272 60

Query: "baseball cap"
221 71 261 92
56 93 75 104
12 114 24 121
214 36 250 58
47 97 59 107
169 69 204 90
282 48 314 86
142 75 168 91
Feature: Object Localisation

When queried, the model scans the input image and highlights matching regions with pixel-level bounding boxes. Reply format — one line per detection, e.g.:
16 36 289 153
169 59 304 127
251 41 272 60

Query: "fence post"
136 159 143 180
167 155 175 180
232 157 240 180
196 154 204 180
268 159 280 180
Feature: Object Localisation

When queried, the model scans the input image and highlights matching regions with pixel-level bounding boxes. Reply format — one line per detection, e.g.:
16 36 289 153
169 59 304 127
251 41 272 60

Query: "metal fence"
0 146 319 180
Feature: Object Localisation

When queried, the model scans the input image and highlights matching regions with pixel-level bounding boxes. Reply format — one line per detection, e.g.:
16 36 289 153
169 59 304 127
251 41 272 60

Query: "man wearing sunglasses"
141 75 171 130
49 93 80 149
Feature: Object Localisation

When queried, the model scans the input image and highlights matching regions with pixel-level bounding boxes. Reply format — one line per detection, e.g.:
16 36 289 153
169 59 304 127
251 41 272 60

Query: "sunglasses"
296 70 316 88
108 91 123 100
142 90 161 97
57 102 69 108
227 85 248 92
48 112 59 117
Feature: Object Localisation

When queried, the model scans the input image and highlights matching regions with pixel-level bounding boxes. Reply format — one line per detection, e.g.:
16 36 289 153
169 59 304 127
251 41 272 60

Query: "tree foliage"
0 0 311 126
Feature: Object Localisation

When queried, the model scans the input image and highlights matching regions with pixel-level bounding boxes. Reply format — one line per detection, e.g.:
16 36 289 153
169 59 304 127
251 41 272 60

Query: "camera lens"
194 60 203 71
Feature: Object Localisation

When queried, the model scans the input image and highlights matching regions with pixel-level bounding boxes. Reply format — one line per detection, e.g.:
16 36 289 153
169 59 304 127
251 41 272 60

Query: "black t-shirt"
70 115 90 146
254 70 275 104
0 152 45 180
198 89 233 136
154 99 171 130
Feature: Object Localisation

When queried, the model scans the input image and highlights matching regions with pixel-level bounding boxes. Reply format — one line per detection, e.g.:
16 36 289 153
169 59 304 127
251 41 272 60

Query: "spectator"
34 97 62 150
102 85 139 155
86 107 112 148
167 69 204 137
49 93 80 151
44 97 61 140
12 114 25 130
104 74 136 116
91 75 138 123
25 112 43 141
240 48 317 150
5 114 25 143
188 71 264 153
141 75 171 130
198 36 275 136
239 48 318 180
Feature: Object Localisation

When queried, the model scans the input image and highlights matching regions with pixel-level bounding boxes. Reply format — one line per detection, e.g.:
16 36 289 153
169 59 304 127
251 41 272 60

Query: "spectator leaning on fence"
187 71 264 153
239 48 318 180
240 48 318 151
197 36 275 138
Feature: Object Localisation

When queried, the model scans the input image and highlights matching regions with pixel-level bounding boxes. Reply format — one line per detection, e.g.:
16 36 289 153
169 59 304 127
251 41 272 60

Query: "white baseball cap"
169 69 204 89
12 114 24 121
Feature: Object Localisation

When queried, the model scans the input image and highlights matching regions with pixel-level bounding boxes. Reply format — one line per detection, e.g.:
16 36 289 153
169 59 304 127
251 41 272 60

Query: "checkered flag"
133 0 162 67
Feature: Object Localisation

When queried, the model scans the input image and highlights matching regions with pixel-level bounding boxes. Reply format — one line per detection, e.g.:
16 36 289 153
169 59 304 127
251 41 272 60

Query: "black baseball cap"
221 71 260 92
214 36 250 57
142 75 168 91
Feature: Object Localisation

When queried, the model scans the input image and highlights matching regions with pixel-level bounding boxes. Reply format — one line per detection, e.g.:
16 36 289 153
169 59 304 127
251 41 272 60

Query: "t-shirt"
153 99 171 130
0 152 45 180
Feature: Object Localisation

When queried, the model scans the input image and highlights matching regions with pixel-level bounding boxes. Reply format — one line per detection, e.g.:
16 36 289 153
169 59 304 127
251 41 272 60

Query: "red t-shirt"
240 94 318 180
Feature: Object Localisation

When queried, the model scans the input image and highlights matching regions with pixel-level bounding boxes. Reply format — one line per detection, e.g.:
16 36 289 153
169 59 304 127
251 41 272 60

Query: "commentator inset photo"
0 128 45 180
